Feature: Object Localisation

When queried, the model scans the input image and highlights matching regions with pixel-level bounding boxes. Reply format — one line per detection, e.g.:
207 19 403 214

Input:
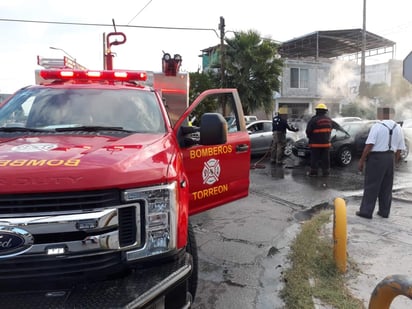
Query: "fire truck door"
175 89 250 216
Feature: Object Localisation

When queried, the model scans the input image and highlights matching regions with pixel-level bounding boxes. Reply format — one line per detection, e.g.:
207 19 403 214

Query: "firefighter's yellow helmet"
315 103 328 110
278 107 288 114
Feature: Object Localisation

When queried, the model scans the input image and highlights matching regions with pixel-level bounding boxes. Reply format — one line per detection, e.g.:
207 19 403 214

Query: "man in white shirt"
356 107 405 219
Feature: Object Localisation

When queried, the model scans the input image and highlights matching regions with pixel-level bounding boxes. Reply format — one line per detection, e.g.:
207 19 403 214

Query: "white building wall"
365 63 390 85
277 58 401 118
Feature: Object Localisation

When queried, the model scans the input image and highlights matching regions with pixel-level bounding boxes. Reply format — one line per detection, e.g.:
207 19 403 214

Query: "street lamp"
219 16 225 89
48 46 88 70
49 46 77 67
49 46 76 60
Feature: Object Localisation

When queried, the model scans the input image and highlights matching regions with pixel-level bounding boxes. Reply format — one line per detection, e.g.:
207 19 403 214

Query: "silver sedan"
246 120 299 157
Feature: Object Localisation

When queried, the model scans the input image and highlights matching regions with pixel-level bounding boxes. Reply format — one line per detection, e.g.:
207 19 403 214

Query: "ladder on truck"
37 56 87 70
36 56 88 85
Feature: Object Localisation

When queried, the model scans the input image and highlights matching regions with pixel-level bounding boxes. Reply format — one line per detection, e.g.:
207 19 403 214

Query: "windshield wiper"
0 127 52 132
54 126 134 133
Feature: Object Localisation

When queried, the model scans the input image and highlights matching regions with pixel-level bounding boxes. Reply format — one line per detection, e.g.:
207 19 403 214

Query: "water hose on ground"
250 140 273 169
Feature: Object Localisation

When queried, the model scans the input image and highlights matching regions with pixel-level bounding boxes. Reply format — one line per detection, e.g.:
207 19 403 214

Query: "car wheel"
336 146 352 166
284 138 294 157
186 222 198 301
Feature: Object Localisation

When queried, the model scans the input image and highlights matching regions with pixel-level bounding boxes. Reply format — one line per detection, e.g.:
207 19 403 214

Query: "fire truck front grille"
0 190 120 216
0 251 124 284
118 206 137 247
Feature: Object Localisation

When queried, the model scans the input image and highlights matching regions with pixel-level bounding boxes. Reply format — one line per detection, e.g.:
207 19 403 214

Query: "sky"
1 0 411 94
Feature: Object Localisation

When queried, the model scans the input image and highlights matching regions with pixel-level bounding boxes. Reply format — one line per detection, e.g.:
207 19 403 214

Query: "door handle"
236 144 249 152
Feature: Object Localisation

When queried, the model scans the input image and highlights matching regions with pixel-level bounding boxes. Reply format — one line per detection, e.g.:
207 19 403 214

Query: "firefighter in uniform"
271 107 298 165
306 103 333 176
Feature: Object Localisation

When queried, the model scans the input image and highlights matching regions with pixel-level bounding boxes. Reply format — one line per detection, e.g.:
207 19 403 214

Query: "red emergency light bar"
39 70 147 82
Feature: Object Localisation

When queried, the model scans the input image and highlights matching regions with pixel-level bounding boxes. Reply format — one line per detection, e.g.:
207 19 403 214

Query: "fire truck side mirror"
162 53 182 76
199 113 227 145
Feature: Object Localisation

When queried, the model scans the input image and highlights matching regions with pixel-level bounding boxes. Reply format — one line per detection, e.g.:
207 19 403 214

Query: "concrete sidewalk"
324 189 412 308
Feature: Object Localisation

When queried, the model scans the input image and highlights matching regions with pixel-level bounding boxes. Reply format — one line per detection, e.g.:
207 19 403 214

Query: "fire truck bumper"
0 252 193 309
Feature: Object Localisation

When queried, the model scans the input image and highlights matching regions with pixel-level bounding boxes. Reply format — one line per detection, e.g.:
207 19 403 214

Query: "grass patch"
280 210 364 309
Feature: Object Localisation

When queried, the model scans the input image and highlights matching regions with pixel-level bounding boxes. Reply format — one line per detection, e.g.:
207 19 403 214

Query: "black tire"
336 146 352 166
186 222 198 302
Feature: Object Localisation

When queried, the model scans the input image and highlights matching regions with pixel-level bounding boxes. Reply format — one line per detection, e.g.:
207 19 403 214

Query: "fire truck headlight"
123 182 177 257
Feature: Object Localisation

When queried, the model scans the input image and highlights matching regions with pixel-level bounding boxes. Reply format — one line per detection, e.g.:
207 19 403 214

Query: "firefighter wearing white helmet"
271 106 299 165
305 102 333 176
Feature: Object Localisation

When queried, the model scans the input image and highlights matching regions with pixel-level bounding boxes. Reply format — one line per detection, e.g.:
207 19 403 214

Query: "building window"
290 68 308 88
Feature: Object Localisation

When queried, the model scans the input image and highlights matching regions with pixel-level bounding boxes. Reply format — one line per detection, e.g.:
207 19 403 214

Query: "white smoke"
318 60 358 102
393 95 412 121
317 59 412 120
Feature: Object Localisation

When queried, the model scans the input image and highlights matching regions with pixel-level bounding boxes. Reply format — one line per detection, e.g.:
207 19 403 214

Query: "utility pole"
103 33 107 70
219 16 225 88
359 0 367 97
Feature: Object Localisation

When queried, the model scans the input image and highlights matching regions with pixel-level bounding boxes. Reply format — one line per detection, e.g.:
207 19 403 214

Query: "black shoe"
356 211 372 219
377 211 388 218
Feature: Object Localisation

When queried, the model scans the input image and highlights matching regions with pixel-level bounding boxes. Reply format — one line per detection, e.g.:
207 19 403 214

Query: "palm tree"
224 30 283 116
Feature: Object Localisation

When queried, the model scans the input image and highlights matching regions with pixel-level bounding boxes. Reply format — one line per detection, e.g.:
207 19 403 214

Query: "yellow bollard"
369 275 412 309
333 197 347 273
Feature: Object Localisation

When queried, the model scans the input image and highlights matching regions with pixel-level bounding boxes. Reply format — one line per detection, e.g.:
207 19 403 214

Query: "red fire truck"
0 32 250 308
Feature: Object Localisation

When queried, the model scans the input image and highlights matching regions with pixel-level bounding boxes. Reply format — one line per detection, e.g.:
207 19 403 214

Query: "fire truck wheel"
186 222 198 301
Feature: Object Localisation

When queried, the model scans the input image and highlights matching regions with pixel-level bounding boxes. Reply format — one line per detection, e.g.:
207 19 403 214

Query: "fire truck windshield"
0 87 166 134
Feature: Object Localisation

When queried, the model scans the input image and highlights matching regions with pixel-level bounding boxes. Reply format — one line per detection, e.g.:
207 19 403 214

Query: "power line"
127 0 153 25
0 18 218 36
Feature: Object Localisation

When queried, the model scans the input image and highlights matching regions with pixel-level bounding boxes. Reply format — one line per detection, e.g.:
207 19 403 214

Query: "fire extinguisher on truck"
0 31 251 308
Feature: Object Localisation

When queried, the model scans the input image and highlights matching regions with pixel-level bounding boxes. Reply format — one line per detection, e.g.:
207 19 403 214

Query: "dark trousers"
359 152 394 217
310 147 330 175
271 132 286 163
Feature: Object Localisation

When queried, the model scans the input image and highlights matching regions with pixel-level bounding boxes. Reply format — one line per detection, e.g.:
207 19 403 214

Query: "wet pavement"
192 154 412 308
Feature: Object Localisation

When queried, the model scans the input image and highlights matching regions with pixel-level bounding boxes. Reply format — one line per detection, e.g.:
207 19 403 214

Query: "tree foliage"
224 30 283 116
187 30 283 119
188 71 218 103
187 71 219 125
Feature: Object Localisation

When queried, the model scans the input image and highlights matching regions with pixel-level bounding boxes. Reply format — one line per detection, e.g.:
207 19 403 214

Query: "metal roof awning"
279 29 396 59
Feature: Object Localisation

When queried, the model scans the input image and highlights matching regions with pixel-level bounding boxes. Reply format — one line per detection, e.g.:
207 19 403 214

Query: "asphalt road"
191 154 412 309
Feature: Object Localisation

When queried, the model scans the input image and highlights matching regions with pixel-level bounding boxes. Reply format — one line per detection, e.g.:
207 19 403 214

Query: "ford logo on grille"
0 226 34 257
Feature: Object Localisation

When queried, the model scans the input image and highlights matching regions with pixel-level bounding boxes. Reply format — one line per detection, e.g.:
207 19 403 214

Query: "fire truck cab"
0 45 250 308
